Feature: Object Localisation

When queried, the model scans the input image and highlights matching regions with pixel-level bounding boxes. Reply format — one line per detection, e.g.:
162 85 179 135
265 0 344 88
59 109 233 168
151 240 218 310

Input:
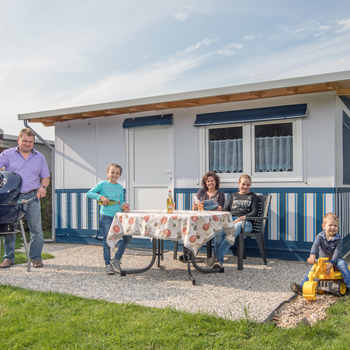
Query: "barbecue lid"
0 171 23 204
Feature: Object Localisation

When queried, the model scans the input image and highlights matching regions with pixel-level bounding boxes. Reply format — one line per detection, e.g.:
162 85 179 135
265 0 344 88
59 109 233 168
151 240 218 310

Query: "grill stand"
0 220 30 272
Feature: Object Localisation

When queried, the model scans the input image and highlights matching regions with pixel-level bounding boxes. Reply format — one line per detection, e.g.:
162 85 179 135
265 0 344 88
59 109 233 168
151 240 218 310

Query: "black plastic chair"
236 194 271 270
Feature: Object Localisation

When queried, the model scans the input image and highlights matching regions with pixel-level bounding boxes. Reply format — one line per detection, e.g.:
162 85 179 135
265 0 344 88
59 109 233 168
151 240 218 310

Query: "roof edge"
18 70 350 121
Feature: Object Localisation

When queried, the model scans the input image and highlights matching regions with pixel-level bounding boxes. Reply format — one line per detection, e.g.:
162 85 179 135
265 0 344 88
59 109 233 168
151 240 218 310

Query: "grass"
0 230 54 264
2 232 350 349
0 285 350 349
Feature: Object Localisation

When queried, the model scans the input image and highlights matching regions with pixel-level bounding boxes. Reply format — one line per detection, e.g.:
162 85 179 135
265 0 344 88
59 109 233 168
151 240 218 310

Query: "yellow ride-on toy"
303 257 349 301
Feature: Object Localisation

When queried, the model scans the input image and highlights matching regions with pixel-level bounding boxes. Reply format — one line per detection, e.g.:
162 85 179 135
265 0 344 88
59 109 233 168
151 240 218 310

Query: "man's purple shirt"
0 147 50 193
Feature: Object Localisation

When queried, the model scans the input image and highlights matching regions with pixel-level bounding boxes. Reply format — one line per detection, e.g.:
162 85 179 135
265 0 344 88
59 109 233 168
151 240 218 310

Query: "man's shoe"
290 282 303 296
106 265 115 275
0 259 13 268
33 260 44 268
204 256 222 269
110 258 121 273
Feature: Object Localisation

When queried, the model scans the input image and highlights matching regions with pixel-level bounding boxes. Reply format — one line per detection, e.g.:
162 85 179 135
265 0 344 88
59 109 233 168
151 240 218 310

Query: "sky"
1 0 350 141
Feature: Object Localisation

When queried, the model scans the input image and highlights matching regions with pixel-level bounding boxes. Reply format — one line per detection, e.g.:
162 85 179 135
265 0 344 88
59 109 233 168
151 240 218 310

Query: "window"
198 106 304 182
209 127 243 173
255 123 293 172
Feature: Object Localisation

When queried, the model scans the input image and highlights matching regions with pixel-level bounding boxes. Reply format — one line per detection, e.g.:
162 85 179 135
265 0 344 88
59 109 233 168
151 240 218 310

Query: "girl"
87 163 131 275
204 174 258 269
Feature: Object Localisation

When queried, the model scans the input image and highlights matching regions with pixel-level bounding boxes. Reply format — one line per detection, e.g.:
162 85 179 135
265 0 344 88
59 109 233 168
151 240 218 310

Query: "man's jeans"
301 258 350 288
214 216 253 264
99 215 132 266
2 190 44 263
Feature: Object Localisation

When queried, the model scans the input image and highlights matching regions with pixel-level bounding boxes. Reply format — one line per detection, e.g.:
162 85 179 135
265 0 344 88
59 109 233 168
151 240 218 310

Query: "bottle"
98 200 117 206
167 190 173 213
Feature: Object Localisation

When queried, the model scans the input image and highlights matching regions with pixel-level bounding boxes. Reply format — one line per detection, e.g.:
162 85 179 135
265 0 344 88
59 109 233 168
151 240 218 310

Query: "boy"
291 213 350 295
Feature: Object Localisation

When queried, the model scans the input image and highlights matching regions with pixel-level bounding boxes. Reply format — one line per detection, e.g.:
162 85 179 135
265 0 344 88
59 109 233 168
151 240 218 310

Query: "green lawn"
0 230 54 264
2 232 350 349
0 285 350 350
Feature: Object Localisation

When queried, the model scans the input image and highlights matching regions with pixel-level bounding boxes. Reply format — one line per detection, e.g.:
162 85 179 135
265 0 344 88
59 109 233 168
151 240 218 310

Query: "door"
127 125 174 210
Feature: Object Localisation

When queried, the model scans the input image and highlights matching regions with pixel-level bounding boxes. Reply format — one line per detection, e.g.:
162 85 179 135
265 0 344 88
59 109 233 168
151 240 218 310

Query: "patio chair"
235 194 271 270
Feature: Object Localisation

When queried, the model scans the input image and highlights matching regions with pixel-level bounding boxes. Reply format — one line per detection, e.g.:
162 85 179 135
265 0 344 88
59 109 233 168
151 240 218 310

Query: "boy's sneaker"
106 265 115 275
290 282 303 296
204 256 222 269
110 258 121 273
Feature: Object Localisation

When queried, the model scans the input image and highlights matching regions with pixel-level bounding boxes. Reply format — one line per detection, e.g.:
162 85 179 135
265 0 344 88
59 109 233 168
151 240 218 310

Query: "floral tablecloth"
106 210 236 255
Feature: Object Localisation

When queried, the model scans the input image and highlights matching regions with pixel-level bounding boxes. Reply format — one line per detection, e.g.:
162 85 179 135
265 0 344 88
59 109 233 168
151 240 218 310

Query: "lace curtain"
209 136 293 173
255 135 293 172
209 139 243 173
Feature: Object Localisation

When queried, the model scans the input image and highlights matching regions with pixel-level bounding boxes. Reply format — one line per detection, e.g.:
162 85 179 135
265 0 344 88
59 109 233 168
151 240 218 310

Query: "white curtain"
209 139 243 173
255 135 293 172
209 136 293 173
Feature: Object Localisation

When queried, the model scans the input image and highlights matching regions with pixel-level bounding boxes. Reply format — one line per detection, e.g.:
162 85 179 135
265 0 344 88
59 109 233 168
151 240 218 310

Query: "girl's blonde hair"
106 163 122 180
238 174 252 184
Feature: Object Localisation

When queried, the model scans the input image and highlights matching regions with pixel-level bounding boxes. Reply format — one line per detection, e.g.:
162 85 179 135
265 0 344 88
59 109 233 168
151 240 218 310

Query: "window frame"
200 118 304 183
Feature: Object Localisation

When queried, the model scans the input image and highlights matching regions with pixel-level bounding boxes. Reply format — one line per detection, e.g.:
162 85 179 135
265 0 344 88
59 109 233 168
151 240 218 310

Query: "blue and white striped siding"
338 192 350 239
174 192 186 210
174 188 344 244
55 190 99 231
55 188 350 248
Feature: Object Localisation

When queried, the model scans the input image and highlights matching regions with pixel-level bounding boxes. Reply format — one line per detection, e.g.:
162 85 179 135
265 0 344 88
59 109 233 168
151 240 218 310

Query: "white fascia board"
18 70 350 121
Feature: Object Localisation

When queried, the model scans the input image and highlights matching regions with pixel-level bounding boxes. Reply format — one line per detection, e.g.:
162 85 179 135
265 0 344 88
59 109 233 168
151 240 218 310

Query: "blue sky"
1 0 350 140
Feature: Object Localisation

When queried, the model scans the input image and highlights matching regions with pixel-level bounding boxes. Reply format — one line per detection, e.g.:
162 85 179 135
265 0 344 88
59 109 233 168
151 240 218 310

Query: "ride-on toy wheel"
303 281 317 301
333 281 347 296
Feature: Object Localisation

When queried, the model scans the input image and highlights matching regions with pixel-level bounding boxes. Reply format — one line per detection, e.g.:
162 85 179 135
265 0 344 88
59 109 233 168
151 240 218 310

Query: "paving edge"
263 293 298 324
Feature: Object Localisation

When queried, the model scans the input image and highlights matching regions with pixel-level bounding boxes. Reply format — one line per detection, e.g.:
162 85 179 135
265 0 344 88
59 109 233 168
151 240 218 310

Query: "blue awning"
194 104 307 127
123 114 173 128
340 96 350 113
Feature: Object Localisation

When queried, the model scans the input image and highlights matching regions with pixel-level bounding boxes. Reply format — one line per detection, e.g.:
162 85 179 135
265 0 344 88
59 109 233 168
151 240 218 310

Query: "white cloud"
61 55 209 106
319 26 330 31
217 49 236 56
335 18 350 32
175 38 217 56
226 42 243 50
184 5 195 12
174 4 195 21
201 38 218 46
174 12 189 21
217 42 243 55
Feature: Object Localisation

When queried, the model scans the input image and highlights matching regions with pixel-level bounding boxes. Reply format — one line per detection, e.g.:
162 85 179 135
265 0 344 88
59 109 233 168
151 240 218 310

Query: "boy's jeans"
99 215 132 266
3 190 44 263
301 258 350 288
214 216 254 264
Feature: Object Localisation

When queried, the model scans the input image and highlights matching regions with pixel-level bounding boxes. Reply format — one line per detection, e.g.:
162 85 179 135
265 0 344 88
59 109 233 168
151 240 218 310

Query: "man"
0 128 50 268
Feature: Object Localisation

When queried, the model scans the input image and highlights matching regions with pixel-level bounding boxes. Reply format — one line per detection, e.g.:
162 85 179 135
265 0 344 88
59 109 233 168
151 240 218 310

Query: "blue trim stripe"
55 187 350 255
297 193 304 242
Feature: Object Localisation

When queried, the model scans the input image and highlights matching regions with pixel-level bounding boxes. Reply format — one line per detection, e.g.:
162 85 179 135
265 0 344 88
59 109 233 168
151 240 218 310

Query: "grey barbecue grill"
0 171 31 271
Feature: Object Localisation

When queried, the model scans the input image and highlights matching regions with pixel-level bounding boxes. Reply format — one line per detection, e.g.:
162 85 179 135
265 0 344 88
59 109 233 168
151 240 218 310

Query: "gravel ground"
271 293 340 328
0 243 311 322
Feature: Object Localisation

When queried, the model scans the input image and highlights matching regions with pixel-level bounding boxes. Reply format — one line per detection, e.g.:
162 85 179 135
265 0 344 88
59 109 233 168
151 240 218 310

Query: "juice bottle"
167 190 173 213
98 200 117 206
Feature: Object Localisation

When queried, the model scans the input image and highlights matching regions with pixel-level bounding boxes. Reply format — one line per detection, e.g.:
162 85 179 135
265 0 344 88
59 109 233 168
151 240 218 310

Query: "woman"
204 174 258 269
192 172 225 211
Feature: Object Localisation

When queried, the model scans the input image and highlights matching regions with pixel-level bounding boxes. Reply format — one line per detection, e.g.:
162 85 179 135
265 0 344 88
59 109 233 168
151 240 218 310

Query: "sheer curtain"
255 135 293 172
209 139 243 173
209 136 293 173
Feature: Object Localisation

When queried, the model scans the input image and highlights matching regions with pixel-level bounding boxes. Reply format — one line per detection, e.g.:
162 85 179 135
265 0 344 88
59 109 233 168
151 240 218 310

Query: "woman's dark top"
196 189 225 208
223 192 258 218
